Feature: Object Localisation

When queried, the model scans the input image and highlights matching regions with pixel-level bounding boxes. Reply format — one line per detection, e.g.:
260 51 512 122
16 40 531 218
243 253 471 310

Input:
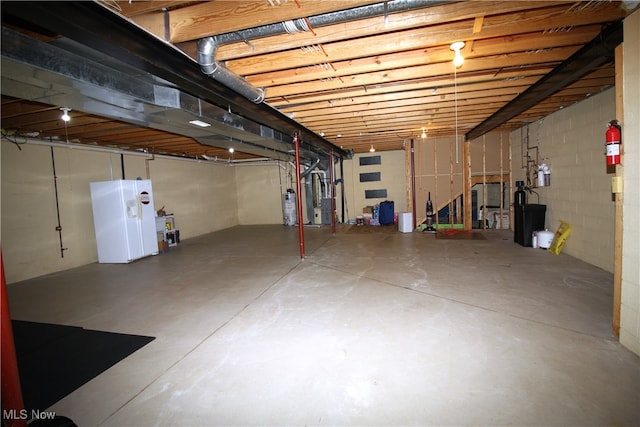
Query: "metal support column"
294 133 305 259
1 249 27 427
340 157 345 223
330 150 336 234
411 139 417 230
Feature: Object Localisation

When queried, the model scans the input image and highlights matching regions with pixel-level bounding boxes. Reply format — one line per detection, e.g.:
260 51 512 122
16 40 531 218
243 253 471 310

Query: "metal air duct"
0 1 351 160
197 38 265 103
197 0 450 103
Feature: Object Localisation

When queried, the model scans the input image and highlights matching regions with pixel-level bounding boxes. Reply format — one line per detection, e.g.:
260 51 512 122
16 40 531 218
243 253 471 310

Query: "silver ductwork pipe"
301 157 321 179
197 37 265 103
197 0 449 103
211 0 449 45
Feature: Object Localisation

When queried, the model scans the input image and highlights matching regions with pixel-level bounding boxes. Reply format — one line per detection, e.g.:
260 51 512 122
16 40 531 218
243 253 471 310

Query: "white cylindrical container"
538 170 545 187
283 191 297 226
537 230 554 249
532 231 539 249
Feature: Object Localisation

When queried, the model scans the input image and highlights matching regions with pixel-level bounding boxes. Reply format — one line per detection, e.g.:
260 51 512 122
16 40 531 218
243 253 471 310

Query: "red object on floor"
439 229 467 236
1 249 27 427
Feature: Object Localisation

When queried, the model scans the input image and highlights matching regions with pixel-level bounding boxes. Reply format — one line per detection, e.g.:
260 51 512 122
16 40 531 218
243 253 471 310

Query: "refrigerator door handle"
126 199 138 218
137 196 143 220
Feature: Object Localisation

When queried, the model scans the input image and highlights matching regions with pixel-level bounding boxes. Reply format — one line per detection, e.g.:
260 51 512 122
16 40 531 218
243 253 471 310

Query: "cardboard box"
363 206 374 214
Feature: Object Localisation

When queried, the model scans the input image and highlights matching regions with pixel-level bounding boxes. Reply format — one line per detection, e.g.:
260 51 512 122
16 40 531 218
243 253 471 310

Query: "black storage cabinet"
514 204 546 246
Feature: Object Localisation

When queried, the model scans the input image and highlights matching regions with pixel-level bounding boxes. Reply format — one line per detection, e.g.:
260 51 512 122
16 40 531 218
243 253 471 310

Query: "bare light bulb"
369 145 375 153
453 51 464 67
60 107 71 122
450 41 465 68
421 128 427 139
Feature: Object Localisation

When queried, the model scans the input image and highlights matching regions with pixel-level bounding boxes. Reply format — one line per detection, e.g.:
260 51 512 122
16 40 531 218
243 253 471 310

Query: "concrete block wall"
1 142 238 283
620 8 640 355
510 8 640 356
511 89 616 273
235 162 294 225
342 150 408 222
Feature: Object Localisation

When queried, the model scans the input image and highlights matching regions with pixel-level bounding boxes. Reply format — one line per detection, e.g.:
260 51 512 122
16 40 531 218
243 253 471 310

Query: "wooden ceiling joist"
2 0 633 155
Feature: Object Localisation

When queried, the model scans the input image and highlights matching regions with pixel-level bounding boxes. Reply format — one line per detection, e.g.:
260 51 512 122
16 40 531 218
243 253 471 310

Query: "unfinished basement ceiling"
1 1 636 160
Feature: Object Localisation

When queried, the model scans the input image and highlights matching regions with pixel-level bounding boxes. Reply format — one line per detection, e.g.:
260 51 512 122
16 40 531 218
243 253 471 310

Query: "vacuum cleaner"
423 192 437 233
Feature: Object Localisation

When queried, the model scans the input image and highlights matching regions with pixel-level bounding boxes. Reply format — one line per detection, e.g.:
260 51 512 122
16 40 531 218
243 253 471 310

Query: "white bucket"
537 230 554 249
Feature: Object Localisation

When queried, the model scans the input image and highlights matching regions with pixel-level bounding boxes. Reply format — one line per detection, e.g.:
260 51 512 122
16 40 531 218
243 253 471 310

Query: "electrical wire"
1 131 27 150
454 63 459 164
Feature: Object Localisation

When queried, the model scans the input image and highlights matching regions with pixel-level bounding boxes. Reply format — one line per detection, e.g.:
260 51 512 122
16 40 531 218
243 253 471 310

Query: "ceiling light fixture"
189 119 211 127
450 41 465 68
369 144 375 153
60 107 71 122
228 147 234 154
421 127 427 139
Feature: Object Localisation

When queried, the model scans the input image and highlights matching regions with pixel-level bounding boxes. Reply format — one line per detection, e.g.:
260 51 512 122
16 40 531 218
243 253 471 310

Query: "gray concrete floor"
7 225 640 426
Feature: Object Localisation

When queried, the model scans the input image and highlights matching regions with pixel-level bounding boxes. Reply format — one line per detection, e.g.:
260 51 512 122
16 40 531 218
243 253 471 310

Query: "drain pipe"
50 147 68 258
145 154 154 179
197 0 449 102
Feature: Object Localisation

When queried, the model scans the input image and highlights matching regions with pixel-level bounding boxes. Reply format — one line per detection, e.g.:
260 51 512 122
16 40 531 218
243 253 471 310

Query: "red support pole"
411 139 417 230
1 249 27 427
329 150 336 235
294 133 305 259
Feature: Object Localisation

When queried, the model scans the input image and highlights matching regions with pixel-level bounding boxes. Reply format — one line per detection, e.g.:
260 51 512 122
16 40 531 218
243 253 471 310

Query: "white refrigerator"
90 179 159 263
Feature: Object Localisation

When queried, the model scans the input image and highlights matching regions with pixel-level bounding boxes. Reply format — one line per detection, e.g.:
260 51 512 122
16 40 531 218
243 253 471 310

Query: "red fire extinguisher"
605 120 622 166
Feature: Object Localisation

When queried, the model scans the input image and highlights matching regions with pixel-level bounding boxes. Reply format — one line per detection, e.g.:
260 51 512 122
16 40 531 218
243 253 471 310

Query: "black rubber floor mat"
11 320 154 414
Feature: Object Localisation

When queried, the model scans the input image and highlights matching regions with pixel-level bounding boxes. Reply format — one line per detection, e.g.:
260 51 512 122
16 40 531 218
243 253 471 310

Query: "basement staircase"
421 190 510 229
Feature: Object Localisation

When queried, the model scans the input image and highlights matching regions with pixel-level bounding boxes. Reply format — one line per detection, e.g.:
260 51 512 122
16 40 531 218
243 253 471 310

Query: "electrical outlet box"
611 176 623 193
